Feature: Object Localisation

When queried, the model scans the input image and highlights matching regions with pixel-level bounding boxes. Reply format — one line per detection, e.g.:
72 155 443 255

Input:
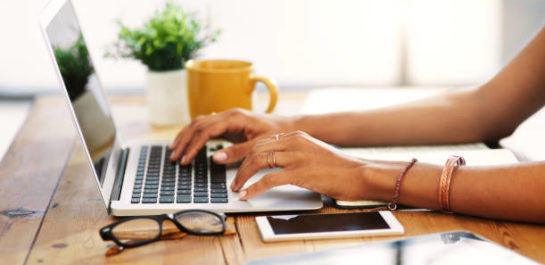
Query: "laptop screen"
45 0 116 187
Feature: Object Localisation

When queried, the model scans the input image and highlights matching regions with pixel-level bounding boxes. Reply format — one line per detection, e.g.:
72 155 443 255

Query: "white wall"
0 0 542 94
76 0 403 90
405 0 502 85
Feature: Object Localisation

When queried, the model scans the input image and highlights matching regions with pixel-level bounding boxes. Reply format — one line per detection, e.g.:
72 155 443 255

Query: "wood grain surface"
0 96 76 265
2 93 545 265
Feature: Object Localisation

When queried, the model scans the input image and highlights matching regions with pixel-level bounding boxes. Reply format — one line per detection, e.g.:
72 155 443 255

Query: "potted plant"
55 33 116 152
109 2 220 125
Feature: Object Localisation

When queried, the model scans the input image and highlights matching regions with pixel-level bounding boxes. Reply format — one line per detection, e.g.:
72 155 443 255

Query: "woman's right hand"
169 108 295 165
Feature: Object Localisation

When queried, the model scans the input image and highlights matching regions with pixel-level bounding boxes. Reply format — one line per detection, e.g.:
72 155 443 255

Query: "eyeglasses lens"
175 211 223 234
111 218 160 246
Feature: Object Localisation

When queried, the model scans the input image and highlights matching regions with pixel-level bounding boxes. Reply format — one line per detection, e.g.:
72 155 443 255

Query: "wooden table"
2 92 545 265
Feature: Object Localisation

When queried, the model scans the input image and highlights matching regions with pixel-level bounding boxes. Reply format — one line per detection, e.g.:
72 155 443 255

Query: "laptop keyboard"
131 145 228 204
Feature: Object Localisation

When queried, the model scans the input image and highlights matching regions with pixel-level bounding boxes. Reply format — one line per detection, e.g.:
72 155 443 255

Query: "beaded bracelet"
388 158 418 210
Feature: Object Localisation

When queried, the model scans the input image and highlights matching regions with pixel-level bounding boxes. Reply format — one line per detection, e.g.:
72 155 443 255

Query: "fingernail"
181 156 187 164
213 151 227 162
238 190 247 200
170 152 176 160
230 182 236 191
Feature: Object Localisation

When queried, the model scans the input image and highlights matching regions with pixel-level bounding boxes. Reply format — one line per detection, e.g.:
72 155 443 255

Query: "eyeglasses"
99 209 234 255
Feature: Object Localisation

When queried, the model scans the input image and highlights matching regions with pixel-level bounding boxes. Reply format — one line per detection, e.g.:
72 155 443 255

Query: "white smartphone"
255 211 404 242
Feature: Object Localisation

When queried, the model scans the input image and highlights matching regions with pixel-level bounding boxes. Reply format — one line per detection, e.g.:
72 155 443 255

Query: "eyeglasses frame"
99 209 226 249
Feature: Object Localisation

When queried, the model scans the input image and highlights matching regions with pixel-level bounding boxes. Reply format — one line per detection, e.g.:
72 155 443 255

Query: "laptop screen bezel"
40 0 122 209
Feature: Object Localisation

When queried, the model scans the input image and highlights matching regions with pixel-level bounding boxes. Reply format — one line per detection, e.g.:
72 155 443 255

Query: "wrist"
359 163 400 201
362 161 443 209
281 115 299 132
290 115 317 135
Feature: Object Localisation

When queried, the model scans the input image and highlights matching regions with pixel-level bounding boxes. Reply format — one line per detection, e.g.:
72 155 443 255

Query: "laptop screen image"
44 0 116 187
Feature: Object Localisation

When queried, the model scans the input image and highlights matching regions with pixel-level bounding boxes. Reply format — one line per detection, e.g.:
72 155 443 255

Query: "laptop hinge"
108 147 130 214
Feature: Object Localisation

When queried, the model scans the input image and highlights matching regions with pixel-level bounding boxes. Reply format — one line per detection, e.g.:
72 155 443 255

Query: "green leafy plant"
109 2 220 71
54 33 94 100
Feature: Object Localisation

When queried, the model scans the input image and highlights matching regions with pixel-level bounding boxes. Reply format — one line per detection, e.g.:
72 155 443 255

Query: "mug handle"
250 75 278 113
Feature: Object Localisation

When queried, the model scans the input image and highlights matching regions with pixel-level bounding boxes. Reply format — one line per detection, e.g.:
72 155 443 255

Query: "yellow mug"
185 60 278 119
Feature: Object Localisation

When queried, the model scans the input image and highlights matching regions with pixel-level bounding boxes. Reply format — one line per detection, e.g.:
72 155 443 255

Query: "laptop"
40 0 322 216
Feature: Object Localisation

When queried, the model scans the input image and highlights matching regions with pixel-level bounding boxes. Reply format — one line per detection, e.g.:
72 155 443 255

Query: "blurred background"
1 0 545 159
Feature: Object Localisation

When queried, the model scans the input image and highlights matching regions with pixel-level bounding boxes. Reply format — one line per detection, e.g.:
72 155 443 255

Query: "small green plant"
109 2 220 71
54 33 94 100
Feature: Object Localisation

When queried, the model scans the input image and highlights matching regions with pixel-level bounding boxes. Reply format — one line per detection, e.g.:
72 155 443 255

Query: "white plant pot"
146 69 190 126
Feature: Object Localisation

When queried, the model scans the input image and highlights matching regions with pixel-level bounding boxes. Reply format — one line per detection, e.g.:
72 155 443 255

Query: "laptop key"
143 193 158 198
193 192 208 197
179 173 191 179
160 191 174 196
176 195 191 203
177 190 191 195
194 197 209 203
142 198 157 203
194 187 208 192
211 198 228 203
131 198 140 203
159 196 174 203
211 183 226 189
211 193 227 198
211 189 226 194
210 157 226 182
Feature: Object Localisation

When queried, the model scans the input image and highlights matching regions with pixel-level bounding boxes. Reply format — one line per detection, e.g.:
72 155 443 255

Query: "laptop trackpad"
233 168 322 208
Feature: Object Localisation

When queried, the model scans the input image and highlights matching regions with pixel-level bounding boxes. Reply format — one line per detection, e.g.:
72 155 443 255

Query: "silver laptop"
40 0 322 216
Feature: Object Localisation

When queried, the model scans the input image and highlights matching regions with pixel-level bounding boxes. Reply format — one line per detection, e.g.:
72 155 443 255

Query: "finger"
170 115 208 150
251 137 290 154
180 121 230 165
238 171 291 200
253 131 297 146
170 115 221 161
169 124 190 150
231 151 291 191
213 131 290 164
170 119 204 160
212 141 255 164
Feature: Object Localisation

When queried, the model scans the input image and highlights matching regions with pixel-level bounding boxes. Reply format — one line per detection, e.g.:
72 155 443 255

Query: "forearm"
291 25 545 147
291 88 496 146
363 161 545 223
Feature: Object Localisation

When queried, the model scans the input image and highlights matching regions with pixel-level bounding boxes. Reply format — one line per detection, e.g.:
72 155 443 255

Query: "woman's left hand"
231 131 374 201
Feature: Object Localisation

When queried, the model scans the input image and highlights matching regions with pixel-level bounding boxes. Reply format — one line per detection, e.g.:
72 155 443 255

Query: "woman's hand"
231 131 381 201
169 108 295 165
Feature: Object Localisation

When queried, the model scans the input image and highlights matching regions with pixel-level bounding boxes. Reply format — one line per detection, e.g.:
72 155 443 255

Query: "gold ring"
267 151 275 168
